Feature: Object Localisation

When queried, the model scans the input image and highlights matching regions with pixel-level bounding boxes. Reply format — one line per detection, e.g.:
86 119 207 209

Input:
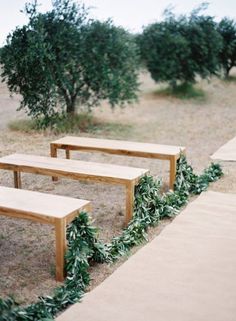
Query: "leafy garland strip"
0 154 223 321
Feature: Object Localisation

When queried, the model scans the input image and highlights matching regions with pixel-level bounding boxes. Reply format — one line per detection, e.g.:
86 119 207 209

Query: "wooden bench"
0 153 148 225
50 136 185 190
0 186 90 281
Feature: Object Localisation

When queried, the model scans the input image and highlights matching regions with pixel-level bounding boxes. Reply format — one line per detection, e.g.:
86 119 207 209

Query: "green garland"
0 154 223 321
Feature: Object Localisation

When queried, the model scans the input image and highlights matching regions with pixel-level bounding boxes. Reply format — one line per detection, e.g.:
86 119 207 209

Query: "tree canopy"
138 7 222 87
0 0 139 125
217 17 236 77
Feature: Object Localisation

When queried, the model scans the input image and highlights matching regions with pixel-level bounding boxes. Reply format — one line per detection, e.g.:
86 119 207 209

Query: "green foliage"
138 6 222 87
138 17 190 86
106 154 223 262
185 11 222 80
217 18 236 77
175 153 223 195
0 212 106 320
77 20 139 108
0 154 223 320
0 0 139 127
0 296 54 321
156 82 206 100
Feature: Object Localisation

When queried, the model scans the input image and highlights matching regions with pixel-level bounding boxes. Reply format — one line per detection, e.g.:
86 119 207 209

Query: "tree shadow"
150 82 207 101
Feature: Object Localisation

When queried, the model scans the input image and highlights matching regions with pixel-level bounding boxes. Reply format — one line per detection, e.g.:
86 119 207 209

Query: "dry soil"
0 72 236 305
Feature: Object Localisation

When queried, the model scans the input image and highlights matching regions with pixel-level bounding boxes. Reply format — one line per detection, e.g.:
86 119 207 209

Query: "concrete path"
57 191 236 321
211 136 236 161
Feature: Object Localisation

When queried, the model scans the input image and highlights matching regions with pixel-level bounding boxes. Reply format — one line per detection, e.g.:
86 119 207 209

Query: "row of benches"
0 136 185 281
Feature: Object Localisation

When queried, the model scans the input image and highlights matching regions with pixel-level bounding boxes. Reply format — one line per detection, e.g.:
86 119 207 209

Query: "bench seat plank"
51 136 185 160
0 186 91 281
0 153 147 185
50 136 185 189
0 154 148 225
0 186 90 224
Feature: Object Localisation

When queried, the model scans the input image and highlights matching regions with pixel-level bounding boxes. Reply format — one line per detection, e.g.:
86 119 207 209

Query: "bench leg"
125 182 135 226
14 171 22 189
50 144 58 182
169 156 177 190
65 149 70 159
55 218 66 282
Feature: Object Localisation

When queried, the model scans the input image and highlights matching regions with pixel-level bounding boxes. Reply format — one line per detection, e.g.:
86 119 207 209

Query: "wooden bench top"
0 186 91 281
0 153 148 184
51 136 185 159
0 186 90 225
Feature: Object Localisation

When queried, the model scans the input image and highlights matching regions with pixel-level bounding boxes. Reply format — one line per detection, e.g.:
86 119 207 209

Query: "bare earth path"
0 72 236 304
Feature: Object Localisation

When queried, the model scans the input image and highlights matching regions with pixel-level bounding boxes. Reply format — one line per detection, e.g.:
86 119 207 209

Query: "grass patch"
91 122 132 138
223 75 236 83
8 113 132 138
8 119 37 132
155 82 206 100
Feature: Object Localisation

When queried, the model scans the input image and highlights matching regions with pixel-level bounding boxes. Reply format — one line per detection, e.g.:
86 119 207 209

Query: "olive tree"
217 18 236 77
0 0 139 125
138 17 190 87
138 8 222 88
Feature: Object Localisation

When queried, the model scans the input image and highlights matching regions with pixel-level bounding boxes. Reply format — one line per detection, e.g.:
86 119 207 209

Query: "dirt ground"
0 72 236 305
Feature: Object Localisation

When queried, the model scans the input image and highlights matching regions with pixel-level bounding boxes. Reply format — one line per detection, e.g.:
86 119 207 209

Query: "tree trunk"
59 82 78 116
66 95 77 115
225 66 231 78
225 62 233 79
170 80 177 91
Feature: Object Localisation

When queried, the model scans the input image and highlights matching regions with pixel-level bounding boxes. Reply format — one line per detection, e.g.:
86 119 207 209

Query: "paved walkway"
211 136 236 161
57 191 236 321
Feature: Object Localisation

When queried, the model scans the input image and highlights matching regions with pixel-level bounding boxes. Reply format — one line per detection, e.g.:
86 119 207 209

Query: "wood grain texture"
0 153 148 185
0 186 90 222
0 186 91 281
14 171 21 189
50 136 185 189
51 136 185 160
125 182 135 226
0 154 148 224
55 218 67 281
169 155 177 190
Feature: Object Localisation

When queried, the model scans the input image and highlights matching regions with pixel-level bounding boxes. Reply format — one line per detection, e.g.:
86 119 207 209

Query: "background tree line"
138 5 236 90
1 0 236 127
